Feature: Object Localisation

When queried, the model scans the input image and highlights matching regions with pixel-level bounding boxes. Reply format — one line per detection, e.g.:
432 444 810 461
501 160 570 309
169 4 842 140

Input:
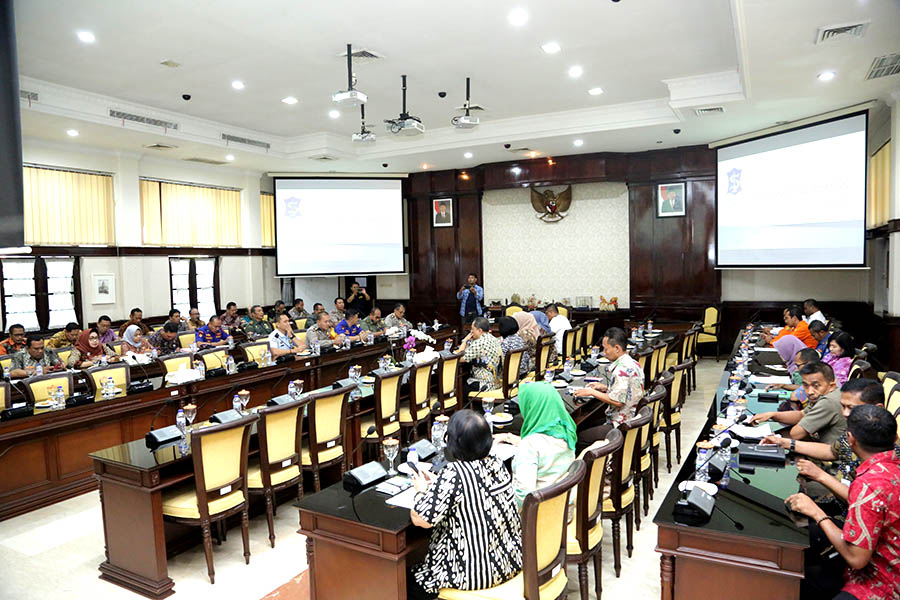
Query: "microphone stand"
713 503 744 530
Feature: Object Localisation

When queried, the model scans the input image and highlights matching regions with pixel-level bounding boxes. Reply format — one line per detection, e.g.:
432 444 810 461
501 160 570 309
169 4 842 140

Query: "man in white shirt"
803 298 826 325
268 314 307 358
544 304 571 354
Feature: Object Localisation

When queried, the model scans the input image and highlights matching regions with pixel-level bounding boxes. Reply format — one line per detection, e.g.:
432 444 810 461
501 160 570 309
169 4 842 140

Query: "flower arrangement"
403 335 416 351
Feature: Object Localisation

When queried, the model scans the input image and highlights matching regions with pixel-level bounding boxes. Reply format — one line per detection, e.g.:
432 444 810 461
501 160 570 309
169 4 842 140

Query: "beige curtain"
23 166 115 245
868 141 891 229
140 179 242 246
260 192 275 247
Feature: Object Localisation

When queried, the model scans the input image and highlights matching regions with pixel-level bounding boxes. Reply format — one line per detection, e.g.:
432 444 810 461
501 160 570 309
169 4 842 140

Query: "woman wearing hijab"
528 309 557 364
512 311 540 367
497 316 531 376
773 335 809 375
495 382 577 507
66 327 119 368
121 324 152 354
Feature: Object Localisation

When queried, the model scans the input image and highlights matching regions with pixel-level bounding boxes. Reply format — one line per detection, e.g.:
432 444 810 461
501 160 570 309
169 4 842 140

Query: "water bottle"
35 364 43 376
590 346 599 361
228 336 235 350
694 443 711 482
367 332 374 345
444 340 453 353
630 327 638 341
433 319 440 329
405 350 414 364
717 443 732 486
100 353 108 367
343 337 351 350
544 369 554 383
190 342 198 353
401 325 408 338
3 366 9 379
55 385 65 410
312 339 321 356
225 355 236 374
288 380 297 398
150 346 158 359
195 360 206 378
176 408 186 437
232 394 241 412
264 349 272 366
407 449 419 470
637 323 645 339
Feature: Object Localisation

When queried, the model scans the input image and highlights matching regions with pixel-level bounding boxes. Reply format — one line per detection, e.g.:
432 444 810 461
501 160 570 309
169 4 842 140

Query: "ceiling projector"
386 117 424 136
453 115 479 129
332 89 367 106
352 130 376 143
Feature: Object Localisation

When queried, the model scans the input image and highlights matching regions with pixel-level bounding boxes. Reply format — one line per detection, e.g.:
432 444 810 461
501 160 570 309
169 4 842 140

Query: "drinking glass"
383 438 400 476
238 390 251 415
183 403 197 432
431 416 449 452
564 358 574 375
350 365 361 384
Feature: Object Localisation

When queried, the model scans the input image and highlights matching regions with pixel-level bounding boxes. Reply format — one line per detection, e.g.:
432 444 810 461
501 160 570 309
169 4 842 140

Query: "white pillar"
888 92 900 316
114 152 142 245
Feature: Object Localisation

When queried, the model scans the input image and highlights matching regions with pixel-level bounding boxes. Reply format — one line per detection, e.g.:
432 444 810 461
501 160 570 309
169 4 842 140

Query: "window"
261 192 275 247
23 165 116 245
169 257 219 322
0 257 79 332
141 179 242 247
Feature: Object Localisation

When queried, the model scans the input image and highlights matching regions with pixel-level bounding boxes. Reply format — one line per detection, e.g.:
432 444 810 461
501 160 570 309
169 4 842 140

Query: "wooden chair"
636 385 666 517
651 371 674 488
158 353 194 375
557 328 577 367
567 429 624 600
634 347 654 387
848 360 871 381
433 351 463 414
557 305 570 318
293 319 306 331
161 414 256 584
23 371 74 404
54 347 74 367
646 342 667 386
696 305 721 361
109 340 124 356
884 384 900 417
197 347 229 371
573 326 585 360
505 303 525 317
582 319 598 355
303 384 352 491
247 397 306 547
85 363 130 402
0 380 10 408
0 354 12 372
529 334 555 381
400 356 439 442
659 361 691 472
177 331 196 349
241 341 269 364
359 367 409 459
439 461 585 600
469 347 526 405
687 327 700 392
602 407 651 577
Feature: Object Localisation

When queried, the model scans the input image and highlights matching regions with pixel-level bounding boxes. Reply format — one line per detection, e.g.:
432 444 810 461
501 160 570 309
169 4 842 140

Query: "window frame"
0 256 83 333
168 256 220 321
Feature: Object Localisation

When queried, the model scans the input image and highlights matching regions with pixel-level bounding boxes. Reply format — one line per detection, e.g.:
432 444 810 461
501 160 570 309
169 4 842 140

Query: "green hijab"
518 382 577 451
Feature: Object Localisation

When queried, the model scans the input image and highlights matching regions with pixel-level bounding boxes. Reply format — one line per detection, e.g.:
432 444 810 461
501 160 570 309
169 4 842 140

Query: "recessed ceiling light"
573 139 584 147
508 7 529 27
76 31 95 44
464 152 473 159
231 80 245 90
529 151 539 158
225 154 235 161
568 65 583 79
541 42 561 54
588 87 604 96
281 96 299 105
66 129 79 137
817 71 836 82
421 163 429 169
328 109 341 119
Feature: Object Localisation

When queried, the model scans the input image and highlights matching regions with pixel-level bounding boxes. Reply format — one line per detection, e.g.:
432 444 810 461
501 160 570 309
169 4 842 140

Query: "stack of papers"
386 487 418 509
755 347 779 353
749 375 793 386
730 423 774 439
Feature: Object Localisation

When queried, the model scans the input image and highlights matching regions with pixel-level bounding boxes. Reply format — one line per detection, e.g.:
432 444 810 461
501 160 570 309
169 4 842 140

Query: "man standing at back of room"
457 273 484 325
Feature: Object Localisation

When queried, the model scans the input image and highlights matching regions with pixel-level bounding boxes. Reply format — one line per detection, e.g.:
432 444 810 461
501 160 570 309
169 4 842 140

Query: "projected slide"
716 113 866 267
274 178 404 276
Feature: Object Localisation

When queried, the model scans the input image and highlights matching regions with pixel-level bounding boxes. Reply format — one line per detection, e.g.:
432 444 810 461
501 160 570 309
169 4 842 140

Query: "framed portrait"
432 198 453 228
92 273 115 304
656 182 686 218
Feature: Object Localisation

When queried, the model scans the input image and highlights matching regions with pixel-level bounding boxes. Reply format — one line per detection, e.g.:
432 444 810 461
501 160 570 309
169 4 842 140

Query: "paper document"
730 423 774 439
385 487 418 509
492 442 518 462
754 347 779 353
749 375 792 385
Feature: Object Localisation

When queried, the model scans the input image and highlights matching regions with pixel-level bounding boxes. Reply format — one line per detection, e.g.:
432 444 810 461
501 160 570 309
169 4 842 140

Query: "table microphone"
689 437 733 481
348 425 378 467
713 503 745 530
343 426 389 494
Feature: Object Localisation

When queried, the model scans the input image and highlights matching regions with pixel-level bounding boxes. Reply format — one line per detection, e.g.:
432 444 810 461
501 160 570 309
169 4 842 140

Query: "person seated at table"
9 334 63 378
809 320 832 355
768 346 820 410
334 309 365 342
495 382 576 508
408 410 522 600
268 313 307 358
47 322 81 349
306 311 341 349
240 305 255 327
574 327 645 452
121 324 153 355
383 303 413 330
749 362 846 444
267 300 287 323
0 323 26 355
305 303 325 329
764 306 816 348
544 304 571 355
96 315 117 344
165 309 189 332
497 316 531 376
512 310 541 356
220 302 241 329
118 307 150 337
288 298 308 321
785 404 900 600
195 316 229 348
823 331 854 386
187 308 205 330
458 317 501 393
329 297 346 326
147 322 180 355
802 298 827 325
360 307 386 335
243 305 273 337
66 327 119 369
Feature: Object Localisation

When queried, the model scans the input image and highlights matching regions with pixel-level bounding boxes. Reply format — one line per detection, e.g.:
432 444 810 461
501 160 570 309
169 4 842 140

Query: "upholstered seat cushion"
301 443 343 466
652 432 660 447
360 415 400 438
697 333 717 343
162 483 245 519
566 516 603 555
429 393 457 409
468 387 516 400
438 568 566 600
602 484 634 512
247 460 300 488
640 453 651 472
663 412 681 426
399 405 430 424
665 353 679 368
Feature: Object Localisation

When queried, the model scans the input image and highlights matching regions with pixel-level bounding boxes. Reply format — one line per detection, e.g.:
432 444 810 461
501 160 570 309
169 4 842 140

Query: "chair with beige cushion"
85 363 130 402
247 397 307 547
602 407 651 577
0 354 12 373
527 334 555 382
241 341 269 364
636 385 666 517
400 356 439 442
0 380 10 408
696 305 721 361
659 361 691 472
197 347 229 371
303 384 353 491
359 367 409 460
439 461 586 600
557 305 570 319
54 347 74 367
566 429 624 600
157 353 194 375
581 319 598 356
884 383 900 417
881 372 900 401
651 372 674 489
109 340 124 356
433 351 463 415
177 331 197 349
469 347 525 406
23 371 74 404
161 414 256 584
505 303 525 317
553 328 577 369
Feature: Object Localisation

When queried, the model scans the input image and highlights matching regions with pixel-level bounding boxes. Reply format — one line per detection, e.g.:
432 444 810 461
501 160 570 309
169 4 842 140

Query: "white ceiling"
13 0 900 175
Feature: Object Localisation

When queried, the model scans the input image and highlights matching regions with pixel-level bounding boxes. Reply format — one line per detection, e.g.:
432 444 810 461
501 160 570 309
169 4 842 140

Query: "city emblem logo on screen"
284 196 302 218
726 168 742 195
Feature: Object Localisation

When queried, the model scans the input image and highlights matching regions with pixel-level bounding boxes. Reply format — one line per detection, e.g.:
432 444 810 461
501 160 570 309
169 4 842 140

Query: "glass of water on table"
383 438 400 476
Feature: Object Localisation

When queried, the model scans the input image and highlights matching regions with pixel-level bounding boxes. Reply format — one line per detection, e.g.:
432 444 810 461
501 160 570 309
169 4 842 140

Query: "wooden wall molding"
22 246 276 257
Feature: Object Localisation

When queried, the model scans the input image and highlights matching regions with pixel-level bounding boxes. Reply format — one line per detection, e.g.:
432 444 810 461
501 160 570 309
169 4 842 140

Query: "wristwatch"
789 439 796 453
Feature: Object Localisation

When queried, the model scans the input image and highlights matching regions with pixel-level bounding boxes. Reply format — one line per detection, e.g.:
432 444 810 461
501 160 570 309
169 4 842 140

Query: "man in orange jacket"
764 306 817 348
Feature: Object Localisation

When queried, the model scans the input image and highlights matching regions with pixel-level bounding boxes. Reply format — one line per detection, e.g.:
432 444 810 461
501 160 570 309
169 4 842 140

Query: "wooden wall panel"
57 420 125 479
0 438 49 493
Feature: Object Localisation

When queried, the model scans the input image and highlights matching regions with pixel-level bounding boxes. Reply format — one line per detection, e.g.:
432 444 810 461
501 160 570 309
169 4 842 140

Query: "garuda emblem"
530 185 572 222
284 196 302 218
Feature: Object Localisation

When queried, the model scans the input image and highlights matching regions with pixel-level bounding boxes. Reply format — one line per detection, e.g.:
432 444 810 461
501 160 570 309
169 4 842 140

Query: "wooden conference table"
654 330 810 600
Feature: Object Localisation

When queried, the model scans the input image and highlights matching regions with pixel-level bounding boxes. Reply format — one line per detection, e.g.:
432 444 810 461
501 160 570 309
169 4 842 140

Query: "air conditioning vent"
183 157 227 165
221 133 270 150
508 147 532 153
110 109 179 130
143 143 178 150
454 103 486 111
866 53 900 80
815 21 869 44
309 154 339 161
159 59 181 68
694 106 725 116
338 47 384 64
19 90 38 102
